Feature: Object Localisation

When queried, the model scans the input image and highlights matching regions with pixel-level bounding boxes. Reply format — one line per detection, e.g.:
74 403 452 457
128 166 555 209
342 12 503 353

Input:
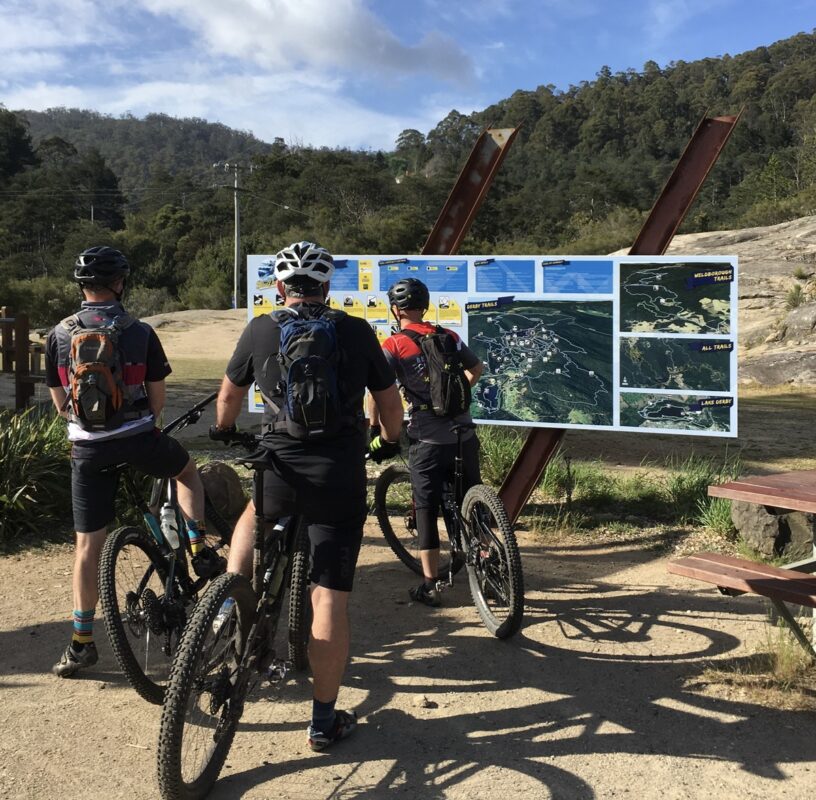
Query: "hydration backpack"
264 307 349 440
402 326 471 417
60 312 137 432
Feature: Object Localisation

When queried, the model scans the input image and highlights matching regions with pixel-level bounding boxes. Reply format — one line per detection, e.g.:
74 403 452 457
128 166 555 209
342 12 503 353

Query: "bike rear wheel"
374 464 462 577
157 572 256 800
462 484 524 639
287 520 311 671
99 525 179 704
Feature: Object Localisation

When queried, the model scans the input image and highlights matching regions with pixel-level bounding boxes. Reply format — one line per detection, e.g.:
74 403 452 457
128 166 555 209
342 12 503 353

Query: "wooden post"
14 312 33 410
0 306 12 373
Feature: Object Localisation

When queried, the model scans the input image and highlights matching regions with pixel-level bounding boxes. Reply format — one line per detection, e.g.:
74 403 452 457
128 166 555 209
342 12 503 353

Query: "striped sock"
71 609 95 649
186 520 205 555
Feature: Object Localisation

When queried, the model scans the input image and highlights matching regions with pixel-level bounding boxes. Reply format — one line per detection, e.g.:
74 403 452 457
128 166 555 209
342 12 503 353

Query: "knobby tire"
99 525 175 705
462 484 524 639
157 572 255 800
287 520 311 671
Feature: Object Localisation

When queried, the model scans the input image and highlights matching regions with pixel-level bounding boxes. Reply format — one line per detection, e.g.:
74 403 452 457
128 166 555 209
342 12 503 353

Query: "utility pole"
213 160 253 309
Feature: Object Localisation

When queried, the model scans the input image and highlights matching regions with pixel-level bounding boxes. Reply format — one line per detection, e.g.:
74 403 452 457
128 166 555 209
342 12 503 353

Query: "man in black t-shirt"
211 241 403 751
44 247 209 679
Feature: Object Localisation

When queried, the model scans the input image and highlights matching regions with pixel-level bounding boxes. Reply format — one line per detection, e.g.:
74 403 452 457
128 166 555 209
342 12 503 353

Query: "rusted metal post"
498 111 743 525
422 128 519 255
14 312 33 410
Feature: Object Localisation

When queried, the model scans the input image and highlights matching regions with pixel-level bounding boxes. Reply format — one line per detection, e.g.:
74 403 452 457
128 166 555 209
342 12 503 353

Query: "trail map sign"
247 255 738 437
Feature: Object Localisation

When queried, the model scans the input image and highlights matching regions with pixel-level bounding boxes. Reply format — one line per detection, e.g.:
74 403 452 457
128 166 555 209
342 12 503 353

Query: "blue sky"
1 0 814 151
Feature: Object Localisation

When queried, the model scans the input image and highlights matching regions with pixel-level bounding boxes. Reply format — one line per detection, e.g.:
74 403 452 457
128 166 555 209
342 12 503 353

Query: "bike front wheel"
374 464 463 577
99 525 178 704
157 572 256 800
462 484 524 639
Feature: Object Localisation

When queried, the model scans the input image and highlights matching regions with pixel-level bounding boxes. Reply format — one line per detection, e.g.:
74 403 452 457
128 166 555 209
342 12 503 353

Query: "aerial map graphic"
468 300 613 425
619 262 732 334
619 393 732 432
619 337 731 392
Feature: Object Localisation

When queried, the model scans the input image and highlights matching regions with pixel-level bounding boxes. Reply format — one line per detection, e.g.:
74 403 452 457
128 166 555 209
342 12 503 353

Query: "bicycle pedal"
265 659 291 683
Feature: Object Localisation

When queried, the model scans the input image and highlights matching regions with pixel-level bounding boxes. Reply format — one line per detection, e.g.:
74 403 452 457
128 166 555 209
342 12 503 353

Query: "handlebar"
161 392 218 437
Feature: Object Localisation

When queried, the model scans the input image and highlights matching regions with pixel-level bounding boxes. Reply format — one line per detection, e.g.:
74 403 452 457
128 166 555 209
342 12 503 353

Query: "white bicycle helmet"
274 241 334 283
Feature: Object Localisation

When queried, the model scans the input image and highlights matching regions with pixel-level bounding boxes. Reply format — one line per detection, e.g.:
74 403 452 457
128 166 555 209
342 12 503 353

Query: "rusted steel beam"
422 128 519 256
629 111 743 256
499 111 743 525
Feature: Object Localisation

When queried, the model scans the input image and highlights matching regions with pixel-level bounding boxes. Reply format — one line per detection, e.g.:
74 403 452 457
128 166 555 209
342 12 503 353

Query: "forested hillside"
2 30 816 324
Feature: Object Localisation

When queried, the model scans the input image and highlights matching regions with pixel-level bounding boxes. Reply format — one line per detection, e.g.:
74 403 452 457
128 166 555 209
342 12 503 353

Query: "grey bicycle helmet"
274 241 334 284
73 246 130 285
387 278 429 311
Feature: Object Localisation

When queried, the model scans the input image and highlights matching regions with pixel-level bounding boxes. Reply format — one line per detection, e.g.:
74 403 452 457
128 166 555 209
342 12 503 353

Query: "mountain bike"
97 393 234 705
157 435 310 800
374 423 524 638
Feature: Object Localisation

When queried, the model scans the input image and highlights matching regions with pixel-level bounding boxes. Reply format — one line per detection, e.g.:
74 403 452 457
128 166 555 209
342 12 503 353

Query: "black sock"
423 579 437 591
312 697 337 734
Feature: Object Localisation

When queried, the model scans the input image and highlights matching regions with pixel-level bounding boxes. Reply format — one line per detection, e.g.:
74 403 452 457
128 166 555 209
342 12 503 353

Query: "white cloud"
136 0 474 83
5 69 479 150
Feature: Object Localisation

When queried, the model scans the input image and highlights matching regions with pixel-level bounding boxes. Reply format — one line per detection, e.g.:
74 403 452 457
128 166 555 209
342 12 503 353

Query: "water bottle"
160 503 181 550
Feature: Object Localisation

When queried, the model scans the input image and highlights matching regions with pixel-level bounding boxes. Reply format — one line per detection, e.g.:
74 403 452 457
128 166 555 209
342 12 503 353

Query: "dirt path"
2 523 814 800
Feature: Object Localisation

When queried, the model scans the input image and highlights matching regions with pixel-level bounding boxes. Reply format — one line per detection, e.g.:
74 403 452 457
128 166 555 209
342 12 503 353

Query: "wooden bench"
668 472 816 658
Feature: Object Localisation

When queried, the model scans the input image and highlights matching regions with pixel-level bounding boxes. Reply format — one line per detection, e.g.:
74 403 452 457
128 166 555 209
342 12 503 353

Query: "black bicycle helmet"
73 246 130 285
387 278 430 311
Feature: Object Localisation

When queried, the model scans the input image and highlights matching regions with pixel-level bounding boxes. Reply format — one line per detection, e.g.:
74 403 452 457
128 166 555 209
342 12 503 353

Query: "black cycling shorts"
70 429 190 533
408 435 481 513
259 452 366 593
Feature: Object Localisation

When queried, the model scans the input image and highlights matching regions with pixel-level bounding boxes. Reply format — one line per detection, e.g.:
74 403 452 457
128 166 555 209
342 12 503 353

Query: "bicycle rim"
157 573 255 800
99 526 177 704
462 484 524 639
374 464 459 577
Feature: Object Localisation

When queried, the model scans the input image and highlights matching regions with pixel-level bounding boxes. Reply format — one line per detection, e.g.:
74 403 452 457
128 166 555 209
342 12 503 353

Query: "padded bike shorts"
259 449 367 593
408 435 482 513
70 428 190 532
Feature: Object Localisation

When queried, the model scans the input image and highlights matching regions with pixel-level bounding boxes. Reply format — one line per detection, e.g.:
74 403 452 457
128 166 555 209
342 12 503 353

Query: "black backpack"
402 326 471 417
263 306 349 440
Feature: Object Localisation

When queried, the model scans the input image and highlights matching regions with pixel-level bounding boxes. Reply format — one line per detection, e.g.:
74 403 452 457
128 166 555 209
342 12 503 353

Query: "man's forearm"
465 361 484 387
49 387 68 419
145 380 166 419
216 374 249 428
370 385 403 442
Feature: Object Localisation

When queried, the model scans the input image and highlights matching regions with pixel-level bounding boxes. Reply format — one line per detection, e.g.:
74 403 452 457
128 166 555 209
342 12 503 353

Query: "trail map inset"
470 301 613 426
246 254 738 437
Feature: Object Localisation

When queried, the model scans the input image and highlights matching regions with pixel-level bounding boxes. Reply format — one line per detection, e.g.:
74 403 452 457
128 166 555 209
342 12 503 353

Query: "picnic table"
668 471 816 658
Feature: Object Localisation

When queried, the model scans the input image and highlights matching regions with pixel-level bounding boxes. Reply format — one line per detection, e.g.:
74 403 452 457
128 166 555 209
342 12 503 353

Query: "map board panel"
246 254 738 436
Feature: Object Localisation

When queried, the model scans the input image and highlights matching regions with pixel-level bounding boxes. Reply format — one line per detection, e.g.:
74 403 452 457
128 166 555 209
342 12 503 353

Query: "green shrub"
477 425 524 487
663 452 742 523
0 409 71 546
6 277 78 327
126 285 184 318
793 266 812 281
696 496 735 537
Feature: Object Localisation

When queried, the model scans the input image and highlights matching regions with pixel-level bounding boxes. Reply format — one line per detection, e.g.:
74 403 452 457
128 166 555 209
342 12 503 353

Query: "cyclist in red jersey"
369 278 483 606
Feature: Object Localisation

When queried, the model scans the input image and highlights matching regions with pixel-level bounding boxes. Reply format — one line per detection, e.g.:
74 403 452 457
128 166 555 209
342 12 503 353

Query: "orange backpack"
60 313 137 431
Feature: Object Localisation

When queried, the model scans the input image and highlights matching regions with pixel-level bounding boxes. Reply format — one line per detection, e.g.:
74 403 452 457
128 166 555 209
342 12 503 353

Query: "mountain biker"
368 277 483 607
44 246 214 678
210 241 403 751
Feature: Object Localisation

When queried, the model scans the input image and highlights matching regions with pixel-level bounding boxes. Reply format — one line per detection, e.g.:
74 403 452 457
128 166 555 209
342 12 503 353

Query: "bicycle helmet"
274 241 334 284
73 246 130 285
387 278 429 311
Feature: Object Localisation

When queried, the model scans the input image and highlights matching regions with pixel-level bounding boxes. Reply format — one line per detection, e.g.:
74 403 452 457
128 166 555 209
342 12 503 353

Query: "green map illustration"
619 393 731 432
620 263 731 334
619 337 731 392
469 301 613 425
